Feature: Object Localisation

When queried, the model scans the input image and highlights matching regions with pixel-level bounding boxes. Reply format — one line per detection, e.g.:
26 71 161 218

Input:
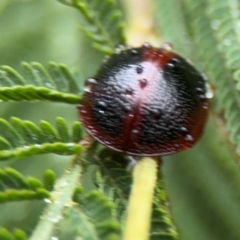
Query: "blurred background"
1 1 240 240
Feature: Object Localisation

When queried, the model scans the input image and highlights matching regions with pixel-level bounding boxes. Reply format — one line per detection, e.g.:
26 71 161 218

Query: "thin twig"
29 153 83 240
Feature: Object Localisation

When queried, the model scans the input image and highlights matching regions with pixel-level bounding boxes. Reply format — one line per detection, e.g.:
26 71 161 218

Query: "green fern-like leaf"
58 0 126 55
0 117 82 161
207 1 240 72
156 0 240 157
0 189 49 203
43 169 56 191
205 1 240 151
150 177 178 240
155 1 240 239
0 62 81 103
179 0 240 153
0 168 54 203
96 149 132 218
59 204 100 240
98 149 132 198
70 189 120 240
0 227 26 240
95 149 178 238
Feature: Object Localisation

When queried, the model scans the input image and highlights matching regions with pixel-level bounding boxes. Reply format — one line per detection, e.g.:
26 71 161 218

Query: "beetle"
78 43 209 156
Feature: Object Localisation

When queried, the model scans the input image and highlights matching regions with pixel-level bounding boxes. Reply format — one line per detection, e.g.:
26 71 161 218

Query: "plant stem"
29 154 83 240
123 157 158 240
122 0 159 46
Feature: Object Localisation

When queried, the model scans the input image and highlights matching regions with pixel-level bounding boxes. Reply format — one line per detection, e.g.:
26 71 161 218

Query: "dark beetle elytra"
78 43 209 156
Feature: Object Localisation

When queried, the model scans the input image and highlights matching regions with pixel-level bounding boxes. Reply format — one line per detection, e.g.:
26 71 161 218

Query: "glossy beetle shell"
78 45 209 156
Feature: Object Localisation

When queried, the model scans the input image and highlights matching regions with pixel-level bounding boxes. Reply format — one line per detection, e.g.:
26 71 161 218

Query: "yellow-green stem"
123 157 158 240
123 0 159 46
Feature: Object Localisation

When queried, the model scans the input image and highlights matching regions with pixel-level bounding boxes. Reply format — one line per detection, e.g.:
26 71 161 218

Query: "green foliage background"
1 0 240 240
0 0 69 234
0 0 100 236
